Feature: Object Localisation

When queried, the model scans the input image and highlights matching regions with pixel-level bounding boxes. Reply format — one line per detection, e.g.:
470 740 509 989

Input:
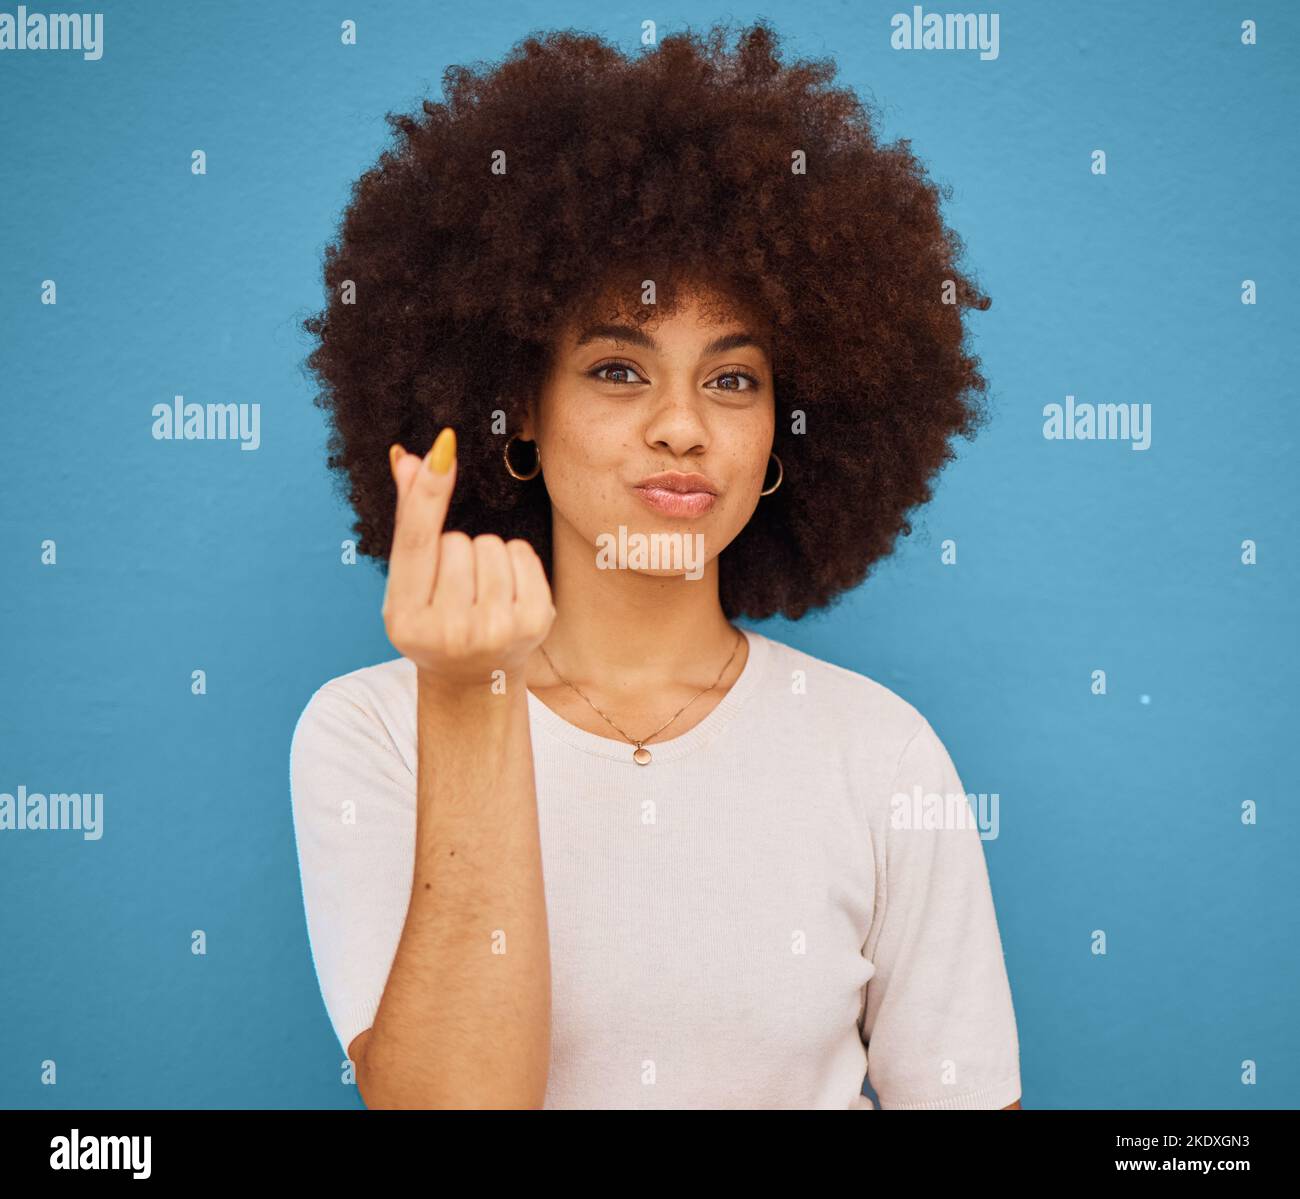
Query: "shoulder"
751 629 935 763
290 655 419 773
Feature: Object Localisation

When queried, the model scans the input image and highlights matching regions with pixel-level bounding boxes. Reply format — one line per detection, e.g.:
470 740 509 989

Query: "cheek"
728 425 776 483
543 424 629 515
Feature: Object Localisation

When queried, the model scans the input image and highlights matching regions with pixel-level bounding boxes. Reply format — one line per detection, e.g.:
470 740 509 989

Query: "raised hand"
382 427 556 689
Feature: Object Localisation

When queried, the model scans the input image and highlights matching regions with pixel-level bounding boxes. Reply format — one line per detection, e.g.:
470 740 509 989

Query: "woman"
291 20 1021 1110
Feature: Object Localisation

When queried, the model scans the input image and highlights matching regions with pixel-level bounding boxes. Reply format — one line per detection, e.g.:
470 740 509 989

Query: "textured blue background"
2 0 1296 1109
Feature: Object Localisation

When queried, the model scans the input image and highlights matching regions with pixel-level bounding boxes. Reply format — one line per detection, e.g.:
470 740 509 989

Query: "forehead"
572 322 767 361
561 288 771 357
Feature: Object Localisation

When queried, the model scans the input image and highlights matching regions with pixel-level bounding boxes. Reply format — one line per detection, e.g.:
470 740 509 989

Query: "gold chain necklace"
538 628 744 765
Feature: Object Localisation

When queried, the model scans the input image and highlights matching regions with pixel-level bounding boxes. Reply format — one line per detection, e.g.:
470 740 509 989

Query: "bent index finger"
385 427 458 611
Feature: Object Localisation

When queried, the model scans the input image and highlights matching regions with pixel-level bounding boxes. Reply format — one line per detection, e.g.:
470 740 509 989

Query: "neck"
534 513 740 692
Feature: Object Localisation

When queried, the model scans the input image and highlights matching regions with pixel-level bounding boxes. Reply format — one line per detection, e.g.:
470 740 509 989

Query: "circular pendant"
632 745 652 765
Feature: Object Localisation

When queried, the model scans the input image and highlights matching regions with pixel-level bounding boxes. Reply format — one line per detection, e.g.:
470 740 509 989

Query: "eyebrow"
573 323 766 358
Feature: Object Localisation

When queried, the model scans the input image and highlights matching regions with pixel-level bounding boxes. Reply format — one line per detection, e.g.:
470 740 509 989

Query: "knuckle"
395 509 430 542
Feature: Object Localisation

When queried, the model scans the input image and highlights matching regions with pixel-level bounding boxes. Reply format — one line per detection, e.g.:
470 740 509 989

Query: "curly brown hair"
301 18 990 621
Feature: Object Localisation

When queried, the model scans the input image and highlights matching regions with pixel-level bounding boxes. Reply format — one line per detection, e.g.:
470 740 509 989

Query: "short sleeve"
859 718 1021 1109
289 682 416 1060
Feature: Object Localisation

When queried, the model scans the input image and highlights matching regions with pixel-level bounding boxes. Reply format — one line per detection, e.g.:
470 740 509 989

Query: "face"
522 288 776 577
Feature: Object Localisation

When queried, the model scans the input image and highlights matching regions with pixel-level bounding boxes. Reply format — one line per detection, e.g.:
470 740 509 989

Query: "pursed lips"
632 471 719 517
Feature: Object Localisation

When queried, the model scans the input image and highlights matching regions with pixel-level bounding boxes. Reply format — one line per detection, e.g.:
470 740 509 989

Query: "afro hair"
301 18 990 620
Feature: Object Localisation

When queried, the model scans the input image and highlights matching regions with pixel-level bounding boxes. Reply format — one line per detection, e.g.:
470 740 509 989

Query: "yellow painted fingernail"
389 443 404 472
427 426 456 475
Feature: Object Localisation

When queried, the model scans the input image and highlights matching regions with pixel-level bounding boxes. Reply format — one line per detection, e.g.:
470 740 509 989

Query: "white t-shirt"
289 626 1021 1109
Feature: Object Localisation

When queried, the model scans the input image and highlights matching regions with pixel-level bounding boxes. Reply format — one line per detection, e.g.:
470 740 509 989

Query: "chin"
590 517 717 583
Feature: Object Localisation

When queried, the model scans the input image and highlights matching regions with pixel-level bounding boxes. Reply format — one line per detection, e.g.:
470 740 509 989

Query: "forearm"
358 674 550 1108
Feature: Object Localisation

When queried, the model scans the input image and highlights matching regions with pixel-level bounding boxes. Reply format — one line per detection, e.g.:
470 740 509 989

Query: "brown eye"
711 371 759 391
590 361 646 384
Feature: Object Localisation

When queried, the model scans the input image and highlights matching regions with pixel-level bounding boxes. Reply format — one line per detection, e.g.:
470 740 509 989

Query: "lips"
634 487 716 517
634 471 718 495
632 471 719 518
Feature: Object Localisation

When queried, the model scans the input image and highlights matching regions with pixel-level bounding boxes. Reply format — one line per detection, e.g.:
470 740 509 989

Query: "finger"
472 535 514 612
507 539 553 628
385 428 458 612
429 531 475 627
390 443 426 499
384 440 450 616
382 445 418 607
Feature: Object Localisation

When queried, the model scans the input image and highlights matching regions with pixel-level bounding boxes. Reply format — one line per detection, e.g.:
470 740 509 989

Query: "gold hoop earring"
504 433 541 481
759 452 783 497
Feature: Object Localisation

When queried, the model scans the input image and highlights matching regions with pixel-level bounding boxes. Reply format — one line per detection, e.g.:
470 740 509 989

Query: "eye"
709 370 760 392
589 360 646 385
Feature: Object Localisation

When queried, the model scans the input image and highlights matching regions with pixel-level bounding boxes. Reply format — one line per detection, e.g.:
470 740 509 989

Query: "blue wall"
2 0 1295 1108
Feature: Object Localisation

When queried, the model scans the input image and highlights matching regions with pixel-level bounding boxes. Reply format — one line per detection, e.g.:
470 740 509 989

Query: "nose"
642 383 709 457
